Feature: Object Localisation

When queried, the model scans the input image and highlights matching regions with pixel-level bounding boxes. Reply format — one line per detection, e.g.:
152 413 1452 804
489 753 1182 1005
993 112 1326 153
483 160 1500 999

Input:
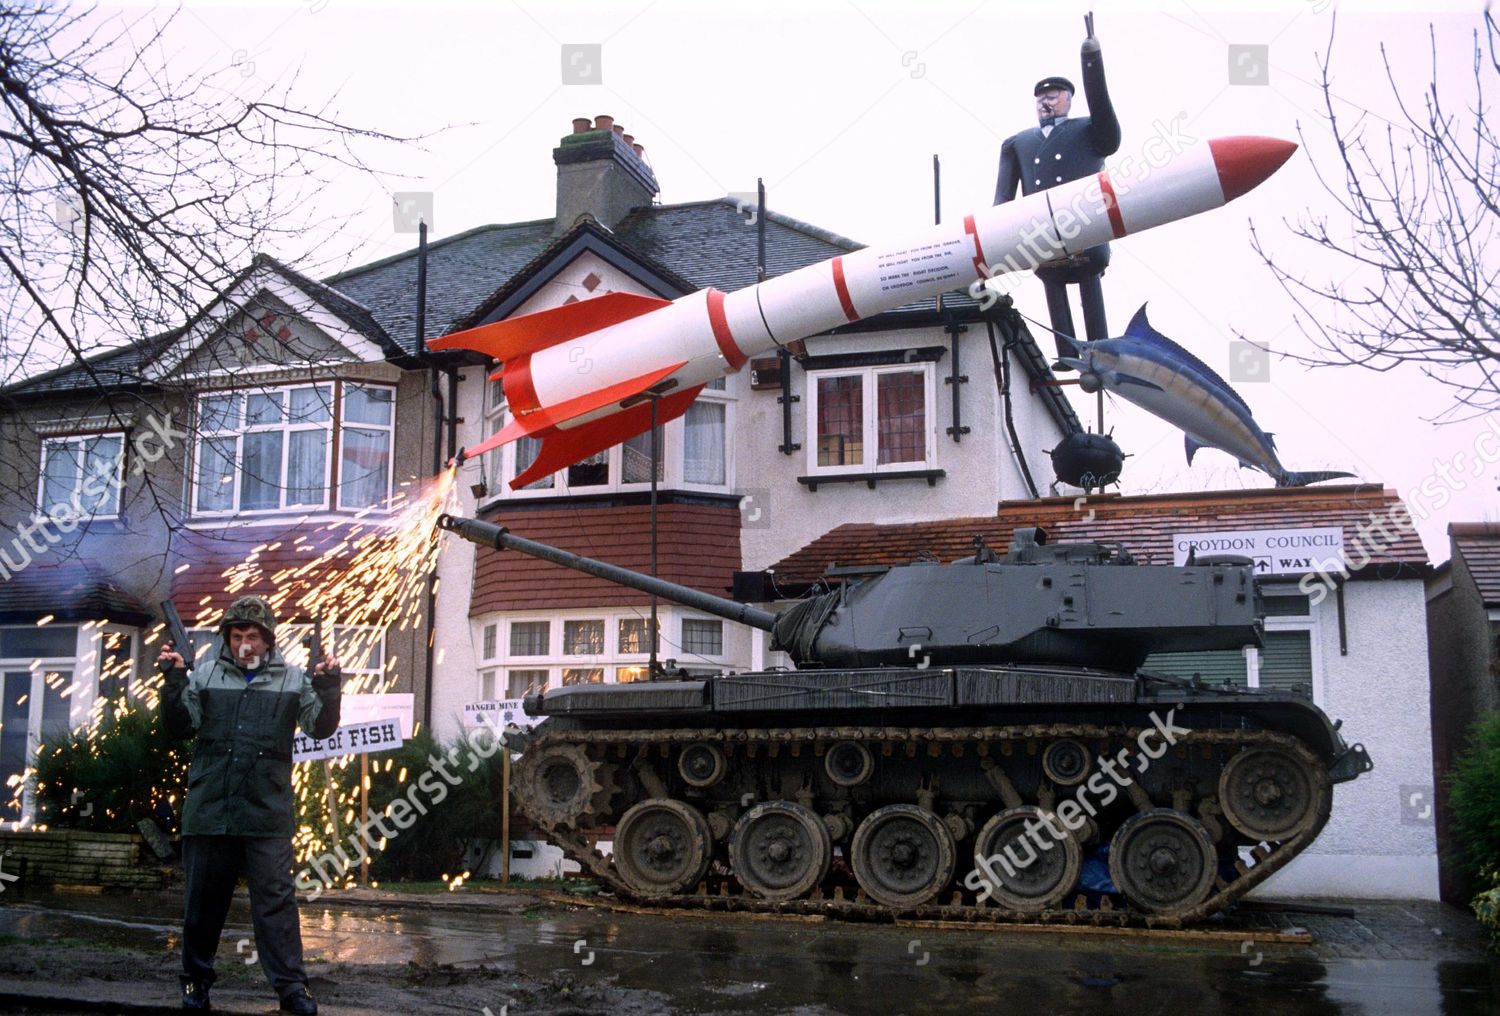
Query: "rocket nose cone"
1208 136 1299 202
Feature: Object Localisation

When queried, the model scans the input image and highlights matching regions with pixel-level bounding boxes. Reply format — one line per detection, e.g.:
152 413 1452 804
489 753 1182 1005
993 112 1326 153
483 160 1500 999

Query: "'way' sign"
294 718 405 763
1173 527 1344 576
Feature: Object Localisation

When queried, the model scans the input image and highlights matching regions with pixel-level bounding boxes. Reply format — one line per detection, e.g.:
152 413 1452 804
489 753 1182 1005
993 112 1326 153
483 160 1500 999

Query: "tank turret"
438 514 1262 671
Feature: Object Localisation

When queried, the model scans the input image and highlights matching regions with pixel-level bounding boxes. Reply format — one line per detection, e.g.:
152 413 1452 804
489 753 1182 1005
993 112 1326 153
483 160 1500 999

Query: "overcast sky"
116 0 1494 559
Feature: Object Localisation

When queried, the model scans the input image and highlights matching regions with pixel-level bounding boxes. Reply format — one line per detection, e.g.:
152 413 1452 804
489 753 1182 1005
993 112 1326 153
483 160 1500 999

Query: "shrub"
1448 710 1500 948
31 701 190 833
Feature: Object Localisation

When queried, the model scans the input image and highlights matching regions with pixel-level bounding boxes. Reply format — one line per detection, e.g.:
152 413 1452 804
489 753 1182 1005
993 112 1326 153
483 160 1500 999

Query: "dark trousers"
1036 244 1111 354
182 835 308 1000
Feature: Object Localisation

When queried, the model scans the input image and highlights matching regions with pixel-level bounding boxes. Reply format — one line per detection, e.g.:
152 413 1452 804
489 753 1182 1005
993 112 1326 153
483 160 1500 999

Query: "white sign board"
463 698 535 730
339 693 414 739
1173 527 1344 576
294 717 406 763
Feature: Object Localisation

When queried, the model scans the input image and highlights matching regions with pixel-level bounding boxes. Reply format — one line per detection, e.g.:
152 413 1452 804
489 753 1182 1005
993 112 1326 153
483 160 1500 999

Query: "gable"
509 250 669 318
173 290 358 376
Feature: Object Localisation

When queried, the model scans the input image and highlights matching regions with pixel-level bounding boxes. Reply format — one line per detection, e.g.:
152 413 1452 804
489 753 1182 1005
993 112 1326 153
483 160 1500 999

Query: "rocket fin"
511 384 706 489
504 360 689 439
428 292 673 361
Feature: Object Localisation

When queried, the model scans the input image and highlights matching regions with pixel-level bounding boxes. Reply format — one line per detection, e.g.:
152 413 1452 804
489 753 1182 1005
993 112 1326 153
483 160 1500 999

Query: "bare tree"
1251 11 1500 420
0 4 403 383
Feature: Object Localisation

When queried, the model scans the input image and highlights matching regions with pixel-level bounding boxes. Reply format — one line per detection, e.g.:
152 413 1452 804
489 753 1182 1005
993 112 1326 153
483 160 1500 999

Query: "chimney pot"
632 143 645 157
572 117 592 134
612 124 624 137
622 133 635 146
594 115 614 131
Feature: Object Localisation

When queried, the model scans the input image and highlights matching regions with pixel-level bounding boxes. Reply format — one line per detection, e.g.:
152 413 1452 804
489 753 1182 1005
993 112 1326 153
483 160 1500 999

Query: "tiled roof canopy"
768 484 1428 585
0 561 152 624
1452 523 1500 607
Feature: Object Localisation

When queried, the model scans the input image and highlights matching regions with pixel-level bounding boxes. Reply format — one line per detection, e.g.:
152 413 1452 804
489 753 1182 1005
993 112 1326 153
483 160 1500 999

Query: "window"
0 625 77 825
681 618 723 656
339 385 394 509
807 365 933 474
278 624 387 690
479 371 731 498
563 620 604 655
39 434 124 517
473 609 727 699
618 617 658 654
193 382 394 516
510 621 550 656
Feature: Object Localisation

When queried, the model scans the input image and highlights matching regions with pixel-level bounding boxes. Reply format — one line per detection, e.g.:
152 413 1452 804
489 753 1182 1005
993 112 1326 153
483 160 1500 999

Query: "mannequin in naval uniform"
994 21 1120 356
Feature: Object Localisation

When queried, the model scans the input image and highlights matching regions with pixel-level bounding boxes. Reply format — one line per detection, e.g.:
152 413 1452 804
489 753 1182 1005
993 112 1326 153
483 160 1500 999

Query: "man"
159 595 341 1014
994 16 1121 355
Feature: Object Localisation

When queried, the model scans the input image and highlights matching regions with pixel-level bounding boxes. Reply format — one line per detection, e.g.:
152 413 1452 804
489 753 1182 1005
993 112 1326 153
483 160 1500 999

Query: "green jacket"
162 642 340 837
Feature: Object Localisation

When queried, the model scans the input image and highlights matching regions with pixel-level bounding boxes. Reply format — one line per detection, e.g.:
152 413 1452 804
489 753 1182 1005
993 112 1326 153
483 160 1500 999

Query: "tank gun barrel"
437 514 779 632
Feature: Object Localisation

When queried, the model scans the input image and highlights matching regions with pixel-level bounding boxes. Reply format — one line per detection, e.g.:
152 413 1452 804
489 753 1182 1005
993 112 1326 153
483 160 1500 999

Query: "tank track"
513 721 1332 928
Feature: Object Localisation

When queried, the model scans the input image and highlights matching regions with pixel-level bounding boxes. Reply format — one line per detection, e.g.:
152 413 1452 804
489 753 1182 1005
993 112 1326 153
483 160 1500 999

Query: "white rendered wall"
1252 578 1440 900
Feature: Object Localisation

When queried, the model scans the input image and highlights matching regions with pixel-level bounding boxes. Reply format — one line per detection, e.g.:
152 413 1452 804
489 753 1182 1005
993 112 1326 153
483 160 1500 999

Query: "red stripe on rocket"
431 136 1296 488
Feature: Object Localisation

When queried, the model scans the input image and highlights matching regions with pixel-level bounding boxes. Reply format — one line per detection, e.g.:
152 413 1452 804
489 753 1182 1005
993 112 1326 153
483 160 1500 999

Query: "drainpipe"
416 221 439 734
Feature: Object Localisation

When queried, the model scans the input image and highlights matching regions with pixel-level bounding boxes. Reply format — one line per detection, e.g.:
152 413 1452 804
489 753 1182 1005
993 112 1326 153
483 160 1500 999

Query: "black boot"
180 977 212 1010
279 986 318 1015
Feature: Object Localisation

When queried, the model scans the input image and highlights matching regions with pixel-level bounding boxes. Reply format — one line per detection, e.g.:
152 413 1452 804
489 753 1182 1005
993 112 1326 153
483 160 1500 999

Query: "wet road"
1 889 1495 1015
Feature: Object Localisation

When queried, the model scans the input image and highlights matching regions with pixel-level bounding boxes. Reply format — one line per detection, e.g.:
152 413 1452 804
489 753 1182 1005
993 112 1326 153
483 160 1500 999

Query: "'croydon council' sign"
1173 527 1344 576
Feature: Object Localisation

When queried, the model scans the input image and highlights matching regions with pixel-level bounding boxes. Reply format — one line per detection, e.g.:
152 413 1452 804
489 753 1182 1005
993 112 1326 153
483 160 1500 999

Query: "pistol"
159 600 193 674
302 612 324 672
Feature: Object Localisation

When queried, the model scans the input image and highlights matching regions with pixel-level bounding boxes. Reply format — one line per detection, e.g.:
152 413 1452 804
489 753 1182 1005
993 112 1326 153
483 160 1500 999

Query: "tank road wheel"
729 800 833 902
972 806 1082 912
1109 809 1217 916
825 741 875 787
515 743 601 828
1218 746 1328 842
1041 739 1092 787
613 799 713 898
677 742 727 789
850 804 957 909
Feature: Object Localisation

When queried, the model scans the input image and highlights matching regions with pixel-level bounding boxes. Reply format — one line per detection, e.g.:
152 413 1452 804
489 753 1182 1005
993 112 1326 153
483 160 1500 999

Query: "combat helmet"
220 595 277 644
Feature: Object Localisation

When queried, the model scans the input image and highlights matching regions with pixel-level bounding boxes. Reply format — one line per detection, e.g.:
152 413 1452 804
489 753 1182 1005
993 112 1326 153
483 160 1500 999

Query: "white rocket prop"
432 137 1297 488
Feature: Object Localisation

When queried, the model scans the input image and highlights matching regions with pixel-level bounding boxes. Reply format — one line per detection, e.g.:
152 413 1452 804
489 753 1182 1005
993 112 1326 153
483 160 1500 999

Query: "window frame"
37 431 126 520
804 363 936 476
190 381 397 519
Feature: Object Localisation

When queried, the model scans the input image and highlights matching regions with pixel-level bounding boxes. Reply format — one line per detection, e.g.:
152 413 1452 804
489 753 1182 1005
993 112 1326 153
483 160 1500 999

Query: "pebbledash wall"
1255 577 1436 899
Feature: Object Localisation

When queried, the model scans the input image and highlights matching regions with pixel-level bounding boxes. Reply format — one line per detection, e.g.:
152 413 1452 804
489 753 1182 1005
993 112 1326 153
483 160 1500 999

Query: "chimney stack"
553 115 658 235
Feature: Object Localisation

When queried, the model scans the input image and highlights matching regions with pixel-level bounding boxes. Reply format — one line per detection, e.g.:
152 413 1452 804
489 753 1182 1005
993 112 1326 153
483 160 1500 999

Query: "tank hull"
511 666 1372 925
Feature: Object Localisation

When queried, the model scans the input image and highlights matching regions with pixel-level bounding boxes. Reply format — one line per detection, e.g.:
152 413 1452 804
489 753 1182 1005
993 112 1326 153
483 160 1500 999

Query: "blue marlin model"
1056 306 1354 488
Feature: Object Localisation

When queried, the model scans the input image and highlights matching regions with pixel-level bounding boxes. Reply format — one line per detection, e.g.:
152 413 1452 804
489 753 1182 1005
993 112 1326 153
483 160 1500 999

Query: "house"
1426 522 1500 904
766 485 1438 900
0 116 1077 829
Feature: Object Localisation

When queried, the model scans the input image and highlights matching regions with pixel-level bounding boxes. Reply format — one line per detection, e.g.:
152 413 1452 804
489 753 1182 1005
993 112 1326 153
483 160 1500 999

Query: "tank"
439 514 1374 925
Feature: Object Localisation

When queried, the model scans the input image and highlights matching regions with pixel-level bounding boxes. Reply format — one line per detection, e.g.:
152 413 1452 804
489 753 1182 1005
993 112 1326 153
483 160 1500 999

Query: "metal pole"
500 750 511 885
359 752 370 885
648 396 659 678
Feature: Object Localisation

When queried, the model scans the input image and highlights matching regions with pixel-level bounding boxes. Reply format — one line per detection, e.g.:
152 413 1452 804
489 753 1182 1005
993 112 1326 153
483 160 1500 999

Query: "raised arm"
1080 17 1121 157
